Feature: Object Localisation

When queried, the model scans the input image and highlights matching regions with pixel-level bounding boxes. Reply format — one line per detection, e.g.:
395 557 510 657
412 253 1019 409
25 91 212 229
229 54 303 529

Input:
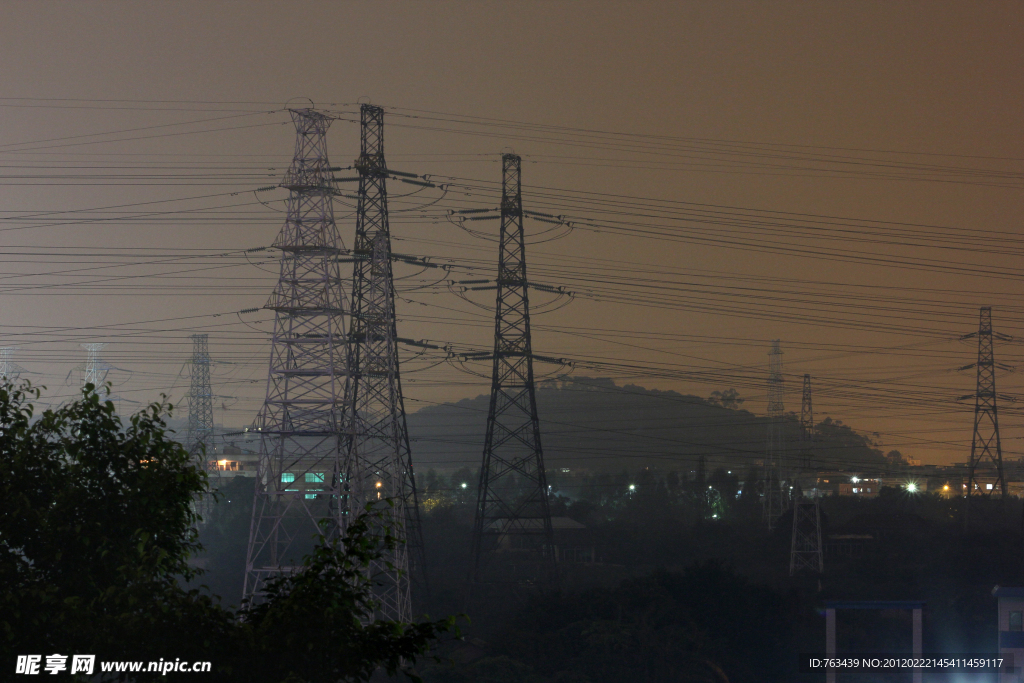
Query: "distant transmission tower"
345 104 424 621
186 334 214 465
0 347 20 381
790 494 824 575
762 340 787 530
790 373 822 575
186 334 215 519
81 343 109 396
244 109 353 605
800 374 814 470
965 307 1007 513
470 153 555 589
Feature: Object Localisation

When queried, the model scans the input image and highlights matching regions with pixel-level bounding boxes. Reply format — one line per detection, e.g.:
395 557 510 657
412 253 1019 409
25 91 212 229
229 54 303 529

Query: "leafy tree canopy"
0 381 455 681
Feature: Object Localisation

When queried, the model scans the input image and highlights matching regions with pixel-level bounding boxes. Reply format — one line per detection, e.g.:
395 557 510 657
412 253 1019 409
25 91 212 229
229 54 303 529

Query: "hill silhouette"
406 376 887 475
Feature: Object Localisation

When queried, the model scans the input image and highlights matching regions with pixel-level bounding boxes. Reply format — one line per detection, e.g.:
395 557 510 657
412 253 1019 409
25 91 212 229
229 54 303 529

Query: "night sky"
0 1 1021 466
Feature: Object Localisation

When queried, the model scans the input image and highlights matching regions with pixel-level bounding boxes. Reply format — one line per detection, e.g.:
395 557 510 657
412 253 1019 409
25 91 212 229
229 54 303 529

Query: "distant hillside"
406 377 887 475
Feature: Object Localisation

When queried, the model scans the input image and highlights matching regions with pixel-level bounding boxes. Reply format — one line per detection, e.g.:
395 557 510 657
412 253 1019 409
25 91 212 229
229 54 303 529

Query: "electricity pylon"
790 373 822 575
186 334 215 520
0 347 21 381
965 307 1007 522
799 374 814 470
186 334 214 466
470 153 555 590
345 104 423 621
81 343 109 395
762 340 787 530
790 494 824 575
244 109 353 605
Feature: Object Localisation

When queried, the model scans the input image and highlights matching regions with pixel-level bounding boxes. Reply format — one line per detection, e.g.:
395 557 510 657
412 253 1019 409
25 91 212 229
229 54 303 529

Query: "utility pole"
187 334 215 520
790 373 823 575
244 109 353 605
345 104 423 622
965 307 1007 528
470 153 555 590
762 340 787 530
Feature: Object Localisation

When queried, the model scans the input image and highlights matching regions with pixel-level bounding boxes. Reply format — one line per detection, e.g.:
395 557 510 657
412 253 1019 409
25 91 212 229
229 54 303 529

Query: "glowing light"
943 485 950 491
906 483 918 492
375 482 382 489
851 476 860 483
461 482 468 489
629 484 636 491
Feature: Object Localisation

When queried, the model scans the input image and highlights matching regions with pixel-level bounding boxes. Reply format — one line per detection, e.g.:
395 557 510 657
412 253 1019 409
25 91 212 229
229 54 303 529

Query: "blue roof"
993 586 1024 598
824 600 926 610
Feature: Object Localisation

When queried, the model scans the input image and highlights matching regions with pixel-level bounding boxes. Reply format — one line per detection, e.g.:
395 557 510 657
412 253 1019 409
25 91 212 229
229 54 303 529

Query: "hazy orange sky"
0 1 1020 466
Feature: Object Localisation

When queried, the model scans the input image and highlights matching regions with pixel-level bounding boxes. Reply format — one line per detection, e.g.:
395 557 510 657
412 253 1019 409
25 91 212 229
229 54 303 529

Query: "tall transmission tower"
470 153 555 589
0 347 20 381
345 104 424 621
789 494 824 575
966 307 1007 512
186 334 214 465
244 109 353 605
762 340 787 530
186 334 216 519
81 343 109 396
799 374 814 470
790 373 823 575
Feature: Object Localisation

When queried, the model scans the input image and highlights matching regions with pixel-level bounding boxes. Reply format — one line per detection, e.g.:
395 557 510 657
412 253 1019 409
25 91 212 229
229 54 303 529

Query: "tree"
0 381 456 681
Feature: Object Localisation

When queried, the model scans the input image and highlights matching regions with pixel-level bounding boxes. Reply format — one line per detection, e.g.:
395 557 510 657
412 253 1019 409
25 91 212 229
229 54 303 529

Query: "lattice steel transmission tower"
762 340 787 530
186 334 214 466
470 153 555 589
81 343 109 396
799 374 814 470
789 494 823 575
345 103 424 621
0 347 20 381
244 109 353 605
966 307 1007 507
186 334 215 520
790 373 823 574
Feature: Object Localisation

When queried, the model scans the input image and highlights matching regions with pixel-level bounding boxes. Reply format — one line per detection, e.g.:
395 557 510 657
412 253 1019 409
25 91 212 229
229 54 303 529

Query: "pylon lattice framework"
0 347 20 381
966 306 1006 501
762 340 787 530
81 343 109 395
799 373 813 469
187 334 216 520
470 153 555 587
789 496 823 575
186 334 214 465
345 104 424 622
790 373 822 575
244 109 352 605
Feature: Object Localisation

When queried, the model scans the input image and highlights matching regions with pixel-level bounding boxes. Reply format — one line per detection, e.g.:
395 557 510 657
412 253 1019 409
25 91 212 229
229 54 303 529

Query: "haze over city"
3 3 1024 682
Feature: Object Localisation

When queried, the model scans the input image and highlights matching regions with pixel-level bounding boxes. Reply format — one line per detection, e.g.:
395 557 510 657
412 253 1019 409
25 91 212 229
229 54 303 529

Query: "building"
993 586 1024 682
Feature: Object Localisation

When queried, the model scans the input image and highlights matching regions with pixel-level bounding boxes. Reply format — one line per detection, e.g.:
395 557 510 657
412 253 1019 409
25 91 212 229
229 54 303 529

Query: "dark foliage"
0 381 456 682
